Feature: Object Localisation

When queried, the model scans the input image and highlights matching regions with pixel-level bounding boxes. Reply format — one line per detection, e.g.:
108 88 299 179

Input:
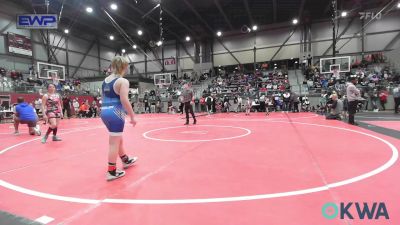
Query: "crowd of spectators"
197 69 302 113
299 52 400 116
0 66 91 95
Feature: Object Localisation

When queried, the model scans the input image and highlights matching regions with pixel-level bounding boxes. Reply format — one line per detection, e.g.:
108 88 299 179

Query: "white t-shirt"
73 101 79 109
34 99 42 109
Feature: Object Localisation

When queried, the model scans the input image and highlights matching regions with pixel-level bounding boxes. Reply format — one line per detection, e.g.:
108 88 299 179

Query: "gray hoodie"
346 82 360 102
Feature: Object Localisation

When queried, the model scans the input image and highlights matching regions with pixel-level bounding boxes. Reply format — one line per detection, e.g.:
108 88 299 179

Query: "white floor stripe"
35 215 54 224
143 125 251 142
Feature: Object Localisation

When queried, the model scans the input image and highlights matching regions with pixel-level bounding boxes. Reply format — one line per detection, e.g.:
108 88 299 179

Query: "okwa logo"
322 202 389 220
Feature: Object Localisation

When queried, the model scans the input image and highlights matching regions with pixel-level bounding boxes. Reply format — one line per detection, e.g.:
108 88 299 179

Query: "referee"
182 82 197 125
346 76 361 125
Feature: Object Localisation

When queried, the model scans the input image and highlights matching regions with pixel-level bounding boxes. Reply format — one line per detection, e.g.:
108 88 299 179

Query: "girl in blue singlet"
101 56 137 181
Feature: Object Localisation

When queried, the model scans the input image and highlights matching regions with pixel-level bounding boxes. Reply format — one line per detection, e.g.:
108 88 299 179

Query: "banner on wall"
164 57 176 66
7 32 33 57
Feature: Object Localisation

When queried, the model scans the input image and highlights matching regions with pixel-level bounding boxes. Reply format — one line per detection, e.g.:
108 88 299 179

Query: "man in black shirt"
181 82 197 125
143 94 150 113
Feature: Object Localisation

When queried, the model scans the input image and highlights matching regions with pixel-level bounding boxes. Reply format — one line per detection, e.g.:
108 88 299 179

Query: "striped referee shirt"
182 89 193 103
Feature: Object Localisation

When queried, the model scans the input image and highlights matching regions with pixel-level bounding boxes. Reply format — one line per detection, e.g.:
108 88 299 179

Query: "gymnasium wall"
0 2 116 79
1 1 399 81
126 11 400 76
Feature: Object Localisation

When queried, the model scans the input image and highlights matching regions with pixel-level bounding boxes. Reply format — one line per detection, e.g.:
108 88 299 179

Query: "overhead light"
109 35 114 40
217 31 222 37
397 2 400 8
274 63 277 66
252 25 258 31
86 7 93 13
122 49 126 53
156 41 163 46
290 57 294 60
132 44 137 49
185 36 191 42
110 3 118 10
64 29 69 34
274 67 277 69
295 61 298 64
341 11 348 17
137 30 143 36
292 18 298 25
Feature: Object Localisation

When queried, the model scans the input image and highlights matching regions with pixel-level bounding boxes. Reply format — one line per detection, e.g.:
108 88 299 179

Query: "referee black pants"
184 102 196 123
348 100 358 125
394 97 400 114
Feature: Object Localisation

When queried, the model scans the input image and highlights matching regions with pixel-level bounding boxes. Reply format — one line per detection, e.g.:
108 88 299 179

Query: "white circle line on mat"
142 125 251 142
0 121 397 204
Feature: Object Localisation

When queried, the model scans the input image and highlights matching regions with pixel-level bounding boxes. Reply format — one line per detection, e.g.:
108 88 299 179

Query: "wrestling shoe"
123 156 138 169
107 169 126 181
52 136 62 141
193 119 197 125
14 131 20 136
34 125 41 136
41 135 48 144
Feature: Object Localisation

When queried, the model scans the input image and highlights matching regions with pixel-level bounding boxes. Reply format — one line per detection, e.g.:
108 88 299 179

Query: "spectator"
307 54 312 67
143 94 150 113
282 92 291 112
194 98 200 113
200 96 206 112
379 88 388 111
245 98 251 115
370 88 379 112
79 101 90 118
326 94 343 120
62 95 72 118
72 99 80 117
223 100 231 113
291 92 300 113
237 95 242 113
259 94 266 112
393 84 400 114
89 101 98 117
178 95 184 114
206 95 213 114
34 98 42 116
156 100 162 113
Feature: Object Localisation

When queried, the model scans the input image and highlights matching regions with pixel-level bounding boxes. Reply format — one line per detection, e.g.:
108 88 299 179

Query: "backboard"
154 73 172 88
320 56 350 74
37 62 66 80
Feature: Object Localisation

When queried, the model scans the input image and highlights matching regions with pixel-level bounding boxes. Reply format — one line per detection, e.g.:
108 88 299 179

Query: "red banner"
164 57 176 66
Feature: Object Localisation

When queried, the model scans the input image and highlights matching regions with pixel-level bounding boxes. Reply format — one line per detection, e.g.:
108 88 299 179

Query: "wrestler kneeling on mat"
13 97 41 136
101 56 138 181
